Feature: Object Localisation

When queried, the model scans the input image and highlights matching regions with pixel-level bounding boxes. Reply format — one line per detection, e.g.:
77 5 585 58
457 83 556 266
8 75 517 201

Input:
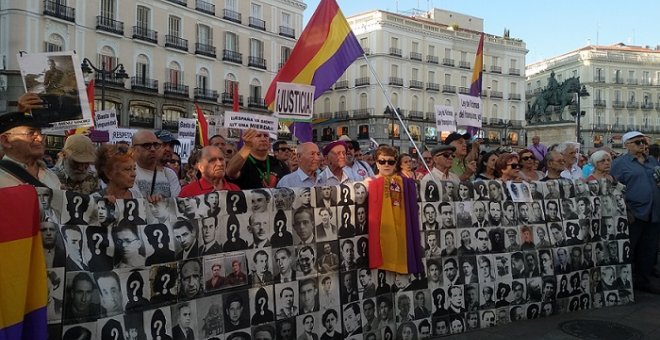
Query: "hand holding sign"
241 128 260 150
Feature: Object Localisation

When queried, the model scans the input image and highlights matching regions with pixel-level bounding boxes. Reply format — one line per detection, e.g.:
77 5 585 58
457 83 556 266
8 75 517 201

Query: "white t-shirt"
133 166 181 198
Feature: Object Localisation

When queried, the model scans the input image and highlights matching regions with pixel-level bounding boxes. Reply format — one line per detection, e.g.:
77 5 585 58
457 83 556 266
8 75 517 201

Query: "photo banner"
273 82 315 122
434 105 456 132
16 51 93 132
224 111 279 134
108 127 138 144
94 109 118 131
457 93 483 128
178 118 197 140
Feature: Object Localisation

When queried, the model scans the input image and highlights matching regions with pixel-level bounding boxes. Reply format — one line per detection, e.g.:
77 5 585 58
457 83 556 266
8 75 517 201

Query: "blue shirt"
277 168 325 188
611 154 660 223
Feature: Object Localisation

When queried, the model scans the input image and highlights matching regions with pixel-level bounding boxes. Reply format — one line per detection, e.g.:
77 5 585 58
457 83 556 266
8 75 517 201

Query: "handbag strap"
0 159 47 187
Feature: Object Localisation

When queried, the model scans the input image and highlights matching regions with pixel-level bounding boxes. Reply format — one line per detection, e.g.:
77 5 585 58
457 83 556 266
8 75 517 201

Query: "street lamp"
80 58 129 110
571 85 590 145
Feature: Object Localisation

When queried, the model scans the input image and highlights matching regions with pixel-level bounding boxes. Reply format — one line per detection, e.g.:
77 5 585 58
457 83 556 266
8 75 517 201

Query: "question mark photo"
110 328 119 340
72 196 83 218
343 212 350 225
126 201 136 221
361 241 367 255
342 187 349 201
130 280 140 302
230 224 237 242
160 273 171 295
427 184 435 199
153 319 163 339
258 297 266 315
92 233 103 255
230 195 240 212
276 220 284 237
153 229 164 249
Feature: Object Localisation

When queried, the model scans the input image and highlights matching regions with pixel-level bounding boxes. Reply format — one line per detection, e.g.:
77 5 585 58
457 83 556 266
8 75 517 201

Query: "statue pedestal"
526 122 576 146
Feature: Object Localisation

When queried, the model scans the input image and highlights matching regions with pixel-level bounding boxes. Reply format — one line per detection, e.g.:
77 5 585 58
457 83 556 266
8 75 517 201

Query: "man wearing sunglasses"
611 131 660 294
272 140 292 171
131 130 181 198
421 144 460 184
0 111 60 189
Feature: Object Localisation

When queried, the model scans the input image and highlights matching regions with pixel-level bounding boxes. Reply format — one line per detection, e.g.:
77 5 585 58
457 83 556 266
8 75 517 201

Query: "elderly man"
52 134 99 194
556 142 582 180
226 128 289 189
277 143 324 187
0 111 59 189
444 132 478 181
180 145 240 197
540 151 565 181
131 130 181 197
611 131 660 294
319 140 355 185
342 138 375 180
421 144 459 183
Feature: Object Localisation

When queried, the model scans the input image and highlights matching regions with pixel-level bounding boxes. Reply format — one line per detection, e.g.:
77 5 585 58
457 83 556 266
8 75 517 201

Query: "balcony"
221 92 244 105
442 58 455 67
195 43 216 58
194 88 219 101
409 80 424 89
612 100 625 109
593 99 606 108
223 8 241 23
249 17 266 31
352 108 373 119
459 61 471 69
132 26 158 43
389 77 403 86
442 85 456 93
195 0 215 15
165 35 188 52
593 76 606 83
627 78 638 85
490 91 503 98
614 78 624 84
335 80 348 89
509 68 521 76
318 112 333 119
94 73 126 88
641 102 654 110
389 48 402 57
166 0 187 5
410 52 422 61
131 77 158 92
164 83 189 98
592 123 609 131
248 56 267 69
458 87 470 94
490 66 502 73
355 77 370 87
248 97 267 109
43 0 75 22
426 82 439 92
642 79 652 86
279 26 295 38
162 120 178 131
96 16 124 35
409 110 425 120
222 50 242 64
129 116 155 128
335 110 349 119
626 101 639 109
508 93 521 101
611 124 626 132
427 55 439 64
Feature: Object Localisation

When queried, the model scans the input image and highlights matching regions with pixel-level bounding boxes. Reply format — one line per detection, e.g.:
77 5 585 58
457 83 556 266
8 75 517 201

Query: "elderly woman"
368 146 422 274
96 144 142 200
495 153 521 182
518 149 544 181
396 153 423 180
586 150 614 181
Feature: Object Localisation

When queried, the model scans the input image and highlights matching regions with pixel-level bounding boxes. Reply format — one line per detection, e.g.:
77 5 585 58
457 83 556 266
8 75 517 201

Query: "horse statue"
528 77 581 120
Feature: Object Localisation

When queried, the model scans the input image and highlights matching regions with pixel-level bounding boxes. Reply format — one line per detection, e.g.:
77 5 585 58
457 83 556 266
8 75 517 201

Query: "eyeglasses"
629 139 648 146
521 156 534 161
508 163 522 169
134 142 163 150
5 129 43 138
278 148 291 152
377 159 396 165
423 157 433 161
165 159 181 165
437 153 455 159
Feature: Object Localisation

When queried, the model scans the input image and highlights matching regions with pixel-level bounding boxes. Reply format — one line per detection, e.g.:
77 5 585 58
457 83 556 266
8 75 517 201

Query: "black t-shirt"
232 155 289 190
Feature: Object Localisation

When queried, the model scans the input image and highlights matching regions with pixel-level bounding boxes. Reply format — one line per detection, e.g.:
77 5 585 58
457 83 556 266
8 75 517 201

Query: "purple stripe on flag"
0 307 48 340
310 33 364 98
293 122 313 142
469 75 482 97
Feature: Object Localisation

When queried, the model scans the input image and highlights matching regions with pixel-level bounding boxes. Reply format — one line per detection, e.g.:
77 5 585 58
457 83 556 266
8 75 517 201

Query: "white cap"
338 135 352 142
622 131 645 143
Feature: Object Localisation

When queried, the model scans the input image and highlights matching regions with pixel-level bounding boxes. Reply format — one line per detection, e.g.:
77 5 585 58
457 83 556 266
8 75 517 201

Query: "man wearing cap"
0 111 60 189
131 130 181 197
611 131 660 294
319 140 355 186
421 145 460 184
226 128 289 189
277 143 325 188
52 134 99 194
342 137 375 180
444 132 478 181
154 129 181 166
179 145 240 197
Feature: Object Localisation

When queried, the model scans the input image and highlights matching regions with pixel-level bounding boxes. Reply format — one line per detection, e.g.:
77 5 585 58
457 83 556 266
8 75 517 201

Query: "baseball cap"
63 134 97 163
0 111 51 134
430 144 456 156
154 129 180 145
622 131 646 144
322 140 348 156
444 132 471 145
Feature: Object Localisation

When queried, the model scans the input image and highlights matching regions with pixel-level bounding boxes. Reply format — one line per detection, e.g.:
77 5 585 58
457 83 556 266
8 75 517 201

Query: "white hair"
589 150 610 165
556 142 578 154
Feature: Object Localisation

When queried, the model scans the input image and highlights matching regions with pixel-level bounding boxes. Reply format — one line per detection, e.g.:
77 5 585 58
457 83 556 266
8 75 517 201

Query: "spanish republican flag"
469 33 485 97
0 185 48 339
195 103 209 147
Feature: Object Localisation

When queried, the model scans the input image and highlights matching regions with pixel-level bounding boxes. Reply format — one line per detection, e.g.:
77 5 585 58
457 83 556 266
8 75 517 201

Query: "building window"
412 68 418 81
137 5 150 28
428 45 435 56
391 37 398 48
359 65 368 78
97 46 117 71
197 68 209 90
250 81 262 99
323 98 330 113
135 54 149 79
168 61 182 85
358 125 369 139
225 32 238 51
44 33 64 52
339 96 346 111
460 51 467 62
250 39 263 58
281 12 291 27
444 48 451 58
412 41 419 53
444 73 450 85
169 16 181 37
163 108 183 123
428 71 435 83
411 95 419 111
225 0 237 10
100 0 115 18
360 37 368 49
197 24 211 45
391 64 398 77
251 3 262 18
359 93 367 109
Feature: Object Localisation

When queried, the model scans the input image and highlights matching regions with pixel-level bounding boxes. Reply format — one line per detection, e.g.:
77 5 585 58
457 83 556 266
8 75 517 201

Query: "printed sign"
273 82 315 121
94 109 118 131
434 105 456 132
457 93 483 128
108 127 137 144
174 138 195 164
224 111 279 134
178 118 197 140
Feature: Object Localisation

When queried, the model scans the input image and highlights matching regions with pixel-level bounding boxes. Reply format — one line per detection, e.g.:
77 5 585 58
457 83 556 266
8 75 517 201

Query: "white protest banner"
94 109 118 131
457 94 483 128
273 82 315 121
178 118 197 140
434 105 456 132
224 111 279 134
174 138 195 164
108 128 137 144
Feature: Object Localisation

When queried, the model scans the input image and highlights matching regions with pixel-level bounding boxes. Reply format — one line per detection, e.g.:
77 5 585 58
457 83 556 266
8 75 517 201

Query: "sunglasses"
423 157 432 161
278 148 291 152
377 159 396 165
629 139 648 146
437 153 455 159
508 163 522 169
134 142 163 150
521 156 534 161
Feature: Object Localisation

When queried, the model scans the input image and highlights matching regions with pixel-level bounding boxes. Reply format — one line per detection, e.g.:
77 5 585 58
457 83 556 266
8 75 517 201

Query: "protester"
397 153 422 180
421 145 459 183
586 150 613 181
528 136 548 168
0 111 60 189
475 151 498 180
226 129 289 189
51 134 99 194
131 130 181 197
611 131 660 294
272 140 292 172
518 149 543 181
95 144 142 199
319 140 354 185
541 151 565 181
277 142 324 187
155 129 181 166
444 132 478 181
342 138 375 180
416 150 433 178
179 146 240 197
495 154 521 182
556 142 582 180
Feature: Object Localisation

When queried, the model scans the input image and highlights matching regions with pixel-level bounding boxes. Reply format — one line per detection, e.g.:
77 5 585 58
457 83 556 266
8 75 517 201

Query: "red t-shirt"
179 177 240 198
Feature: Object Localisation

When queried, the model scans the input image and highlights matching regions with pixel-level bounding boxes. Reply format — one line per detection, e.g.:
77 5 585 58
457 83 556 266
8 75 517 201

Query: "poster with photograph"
17 51 92 131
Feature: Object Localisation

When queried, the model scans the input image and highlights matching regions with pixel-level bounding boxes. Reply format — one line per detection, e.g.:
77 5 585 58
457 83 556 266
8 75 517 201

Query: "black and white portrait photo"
222 214 250 251
178 258 204 300
421 203 440 231
171 300 198 340
61 322 97 340
111 225 146 268
149 264 178 306
271 209 294 247
144 307 173 340
116 198 147 226
292 207 316 245
275 281 299 320
84 226 113 272
93 196 116 228
353 182 368 206
94 271 125 317
202 190 225 217
143 223 176 265
198 215 224 255
224 252 249 288
247 248 274 287
62 225 90 271
46 268 65 323
273 187 296 211
119 269 150 313
175 196 200 220
62 191 92 225
317 241 339 274
337 205 356 239
41 220 66 268
337 183 355 206
298 277 320 314
228 190 249 214
145 198 176 226
63 271 101 324
98 316 125 340
172 219 199 260
315 207 338 242
293 187 313 209
249 286 275 325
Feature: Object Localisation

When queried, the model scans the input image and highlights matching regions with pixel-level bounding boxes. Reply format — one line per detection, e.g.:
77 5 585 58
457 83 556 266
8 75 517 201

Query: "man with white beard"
53 134 99 194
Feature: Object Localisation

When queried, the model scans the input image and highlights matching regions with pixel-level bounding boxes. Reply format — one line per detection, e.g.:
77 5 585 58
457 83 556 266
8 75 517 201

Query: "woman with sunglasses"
495 153 521 182
518 149 544 181
368 146 423 274
475 151 498 180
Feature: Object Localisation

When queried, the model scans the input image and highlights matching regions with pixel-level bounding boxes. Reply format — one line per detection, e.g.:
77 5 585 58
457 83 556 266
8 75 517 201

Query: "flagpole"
362 53 435 179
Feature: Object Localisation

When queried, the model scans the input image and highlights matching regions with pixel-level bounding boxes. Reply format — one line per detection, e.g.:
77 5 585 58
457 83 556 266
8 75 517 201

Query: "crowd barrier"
37 178 633 339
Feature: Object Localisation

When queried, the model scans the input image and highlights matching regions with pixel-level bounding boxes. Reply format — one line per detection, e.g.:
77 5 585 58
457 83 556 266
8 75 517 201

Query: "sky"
302 0 660 64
